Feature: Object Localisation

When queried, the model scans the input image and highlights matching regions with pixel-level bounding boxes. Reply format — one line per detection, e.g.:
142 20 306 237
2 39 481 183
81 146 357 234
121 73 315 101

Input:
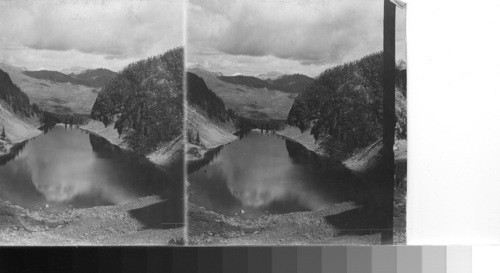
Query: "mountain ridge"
68 68 117 88
23 70 88 86
256 71 285 80
23 68 117 88
217 73 313 94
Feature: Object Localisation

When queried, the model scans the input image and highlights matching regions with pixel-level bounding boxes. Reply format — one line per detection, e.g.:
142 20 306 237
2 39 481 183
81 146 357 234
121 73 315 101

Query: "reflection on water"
188 131 377 219
0 124 179 212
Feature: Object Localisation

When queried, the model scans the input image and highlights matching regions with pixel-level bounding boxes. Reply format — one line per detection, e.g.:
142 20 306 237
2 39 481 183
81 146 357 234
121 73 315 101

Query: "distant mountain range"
217 73 313 94
256 71 284 80
263 74 315 93
69 68 117 88
23 68 116 88
22 70 88 86
60 66 88 75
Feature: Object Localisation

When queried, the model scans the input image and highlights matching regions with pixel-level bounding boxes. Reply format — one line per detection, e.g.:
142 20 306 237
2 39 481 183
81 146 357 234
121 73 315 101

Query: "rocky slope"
188 202 381 245
0 196 184 246
186 106 237 161
0 69 41 155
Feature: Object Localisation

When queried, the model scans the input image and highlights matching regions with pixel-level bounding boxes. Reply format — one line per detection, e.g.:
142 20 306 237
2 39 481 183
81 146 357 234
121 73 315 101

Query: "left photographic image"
0 0 185 245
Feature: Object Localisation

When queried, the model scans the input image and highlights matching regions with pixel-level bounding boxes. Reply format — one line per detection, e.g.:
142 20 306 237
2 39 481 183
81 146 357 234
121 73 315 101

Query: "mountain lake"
0 124 182 215
189 131 387 230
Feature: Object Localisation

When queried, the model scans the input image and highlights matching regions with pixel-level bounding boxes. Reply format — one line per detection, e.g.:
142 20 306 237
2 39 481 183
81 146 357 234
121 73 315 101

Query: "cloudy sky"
0 0 183 72
188 0 406 77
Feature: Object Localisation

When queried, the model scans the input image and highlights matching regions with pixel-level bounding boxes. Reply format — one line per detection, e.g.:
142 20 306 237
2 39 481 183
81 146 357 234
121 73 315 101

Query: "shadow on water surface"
0 140 29 166
128 199 184 230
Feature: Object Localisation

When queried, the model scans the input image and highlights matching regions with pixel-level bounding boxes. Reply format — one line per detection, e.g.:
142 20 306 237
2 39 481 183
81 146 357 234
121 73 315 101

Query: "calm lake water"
0 124 182 214
189 131 381 221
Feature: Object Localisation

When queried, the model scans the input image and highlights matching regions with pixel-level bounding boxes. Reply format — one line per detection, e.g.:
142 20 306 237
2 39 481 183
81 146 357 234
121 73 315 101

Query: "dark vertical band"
382 0 397 245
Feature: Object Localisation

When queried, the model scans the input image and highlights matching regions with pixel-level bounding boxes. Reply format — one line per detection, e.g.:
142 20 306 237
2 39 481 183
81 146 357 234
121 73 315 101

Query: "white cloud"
0 0 183 71
189 0 406 76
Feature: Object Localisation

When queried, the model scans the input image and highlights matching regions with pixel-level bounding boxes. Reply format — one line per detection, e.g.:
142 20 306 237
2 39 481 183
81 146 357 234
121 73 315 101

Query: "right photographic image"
186 0 407 245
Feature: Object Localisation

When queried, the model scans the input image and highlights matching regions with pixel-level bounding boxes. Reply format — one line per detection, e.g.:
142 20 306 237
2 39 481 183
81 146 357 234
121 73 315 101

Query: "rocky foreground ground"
188 202 383 246
188 183 406 246
0 196 184 246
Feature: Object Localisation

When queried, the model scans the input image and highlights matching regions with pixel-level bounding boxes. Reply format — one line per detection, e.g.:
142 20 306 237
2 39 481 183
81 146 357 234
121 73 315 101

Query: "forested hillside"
0 69 41 154
186 73 237 160
287 52 407 159
0 69 39 117
187 72 230 123
90 47 183 155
